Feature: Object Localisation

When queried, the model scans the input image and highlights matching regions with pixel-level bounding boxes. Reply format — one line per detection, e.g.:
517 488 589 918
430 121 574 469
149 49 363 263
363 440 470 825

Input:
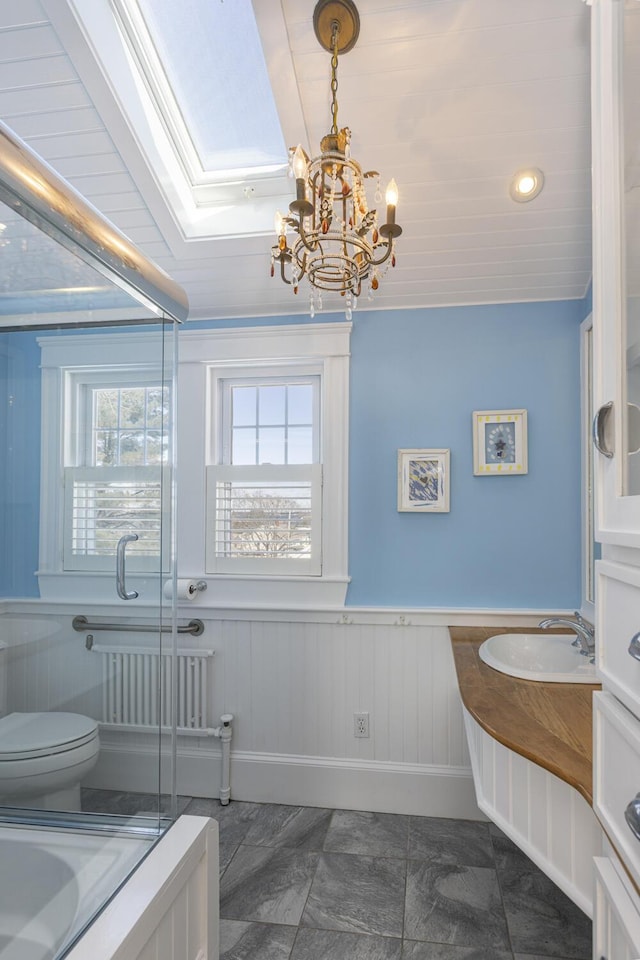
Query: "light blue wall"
346 300 584 608
0 300 587 607
0 331 41 597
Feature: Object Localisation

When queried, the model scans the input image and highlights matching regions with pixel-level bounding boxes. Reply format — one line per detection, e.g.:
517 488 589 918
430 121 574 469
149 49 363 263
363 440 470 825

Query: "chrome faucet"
538 610 595 658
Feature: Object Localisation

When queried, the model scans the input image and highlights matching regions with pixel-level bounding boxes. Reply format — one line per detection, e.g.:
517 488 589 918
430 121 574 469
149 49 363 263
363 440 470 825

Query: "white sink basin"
478 633 597 683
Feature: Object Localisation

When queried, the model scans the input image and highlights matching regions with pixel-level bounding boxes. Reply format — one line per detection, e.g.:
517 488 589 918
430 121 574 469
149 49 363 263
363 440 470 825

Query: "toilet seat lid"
0 712 99 760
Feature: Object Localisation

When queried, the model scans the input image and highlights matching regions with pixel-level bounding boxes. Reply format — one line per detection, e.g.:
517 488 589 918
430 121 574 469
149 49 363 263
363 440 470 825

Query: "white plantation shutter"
205 464 322 575
63 466 170 571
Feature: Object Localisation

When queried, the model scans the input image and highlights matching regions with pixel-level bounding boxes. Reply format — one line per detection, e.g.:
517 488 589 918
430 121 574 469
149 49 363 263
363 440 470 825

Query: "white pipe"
186 658 193 729
212 714 234 805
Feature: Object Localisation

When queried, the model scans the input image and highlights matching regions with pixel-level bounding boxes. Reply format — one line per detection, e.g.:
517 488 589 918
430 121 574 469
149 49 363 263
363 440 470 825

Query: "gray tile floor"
180 799 591 960
82 791 592 960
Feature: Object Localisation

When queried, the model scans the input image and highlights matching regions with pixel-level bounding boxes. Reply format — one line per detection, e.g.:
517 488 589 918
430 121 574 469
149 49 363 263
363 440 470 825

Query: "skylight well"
69 0 301 239
115 0 288 185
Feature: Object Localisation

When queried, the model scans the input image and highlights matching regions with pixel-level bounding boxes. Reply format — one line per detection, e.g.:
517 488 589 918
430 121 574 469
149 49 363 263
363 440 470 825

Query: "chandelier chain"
330 21 339 135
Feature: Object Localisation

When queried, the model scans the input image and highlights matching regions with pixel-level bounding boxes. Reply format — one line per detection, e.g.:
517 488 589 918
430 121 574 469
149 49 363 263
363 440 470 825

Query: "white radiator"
93 644 215 736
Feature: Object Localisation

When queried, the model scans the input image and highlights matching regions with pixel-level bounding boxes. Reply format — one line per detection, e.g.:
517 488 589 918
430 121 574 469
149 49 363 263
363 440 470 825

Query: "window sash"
63 465 170 572
220 373 320 466
205 464 322 575
87 383 169 467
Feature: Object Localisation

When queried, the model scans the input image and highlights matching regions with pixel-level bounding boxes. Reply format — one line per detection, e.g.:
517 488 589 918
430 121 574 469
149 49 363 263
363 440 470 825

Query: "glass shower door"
0 273 179 824
0 116 188 826
0 116 187 955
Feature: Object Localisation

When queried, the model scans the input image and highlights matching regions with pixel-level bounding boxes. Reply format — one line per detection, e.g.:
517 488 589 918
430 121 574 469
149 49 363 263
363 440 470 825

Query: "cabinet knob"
629 633 640 663
624 793 640 840
592 401 614 458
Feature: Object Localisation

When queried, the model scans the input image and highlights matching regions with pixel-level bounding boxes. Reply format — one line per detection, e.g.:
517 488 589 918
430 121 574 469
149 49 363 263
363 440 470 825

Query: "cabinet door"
594 857 640 959
592 0 640 545
593 691 640 890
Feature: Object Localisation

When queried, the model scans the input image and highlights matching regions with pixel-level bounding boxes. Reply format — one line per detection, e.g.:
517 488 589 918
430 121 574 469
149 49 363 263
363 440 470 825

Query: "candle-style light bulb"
385 177 398 226
290 145 311 211
292 145 308 181
274 209 288 251
385 178 399 207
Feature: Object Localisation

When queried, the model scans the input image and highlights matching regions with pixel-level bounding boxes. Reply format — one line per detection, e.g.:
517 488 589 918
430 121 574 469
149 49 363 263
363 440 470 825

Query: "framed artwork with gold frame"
472 409 527 475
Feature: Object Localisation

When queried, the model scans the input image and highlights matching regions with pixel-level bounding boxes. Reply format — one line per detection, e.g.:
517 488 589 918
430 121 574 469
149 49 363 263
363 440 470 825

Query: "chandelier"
270 0 402 319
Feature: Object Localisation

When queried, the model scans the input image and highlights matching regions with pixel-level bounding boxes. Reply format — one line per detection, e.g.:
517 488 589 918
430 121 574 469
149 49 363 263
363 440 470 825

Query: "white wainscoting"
1 603 547 819
463 707 603 915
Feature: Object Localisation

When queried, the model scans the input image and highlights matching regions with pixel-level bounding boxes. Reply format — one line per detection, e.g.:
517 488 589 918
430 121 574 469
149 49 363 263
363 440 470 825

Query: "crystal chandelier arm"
370 239 394 268
296 216 321 253
278 257 293 285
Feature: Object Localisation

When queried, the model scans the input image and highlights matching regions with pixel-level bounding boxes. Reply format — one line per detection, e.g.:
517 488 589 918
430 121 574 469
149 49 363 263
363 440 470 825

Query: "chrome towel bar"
72 615 204 637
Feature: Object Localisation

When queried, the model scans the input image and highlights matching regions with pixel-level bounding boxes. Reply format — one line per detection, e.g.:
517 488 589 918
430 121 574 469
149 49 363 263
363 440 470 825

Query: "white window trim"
580 313 595 623
38 331 173 602
178 322 351 608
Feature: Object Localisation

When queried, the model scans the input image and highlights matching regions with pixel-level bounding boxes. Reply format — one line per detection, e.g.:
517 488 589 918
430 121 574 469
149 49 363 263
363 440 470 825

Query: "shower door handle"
116 534 139 600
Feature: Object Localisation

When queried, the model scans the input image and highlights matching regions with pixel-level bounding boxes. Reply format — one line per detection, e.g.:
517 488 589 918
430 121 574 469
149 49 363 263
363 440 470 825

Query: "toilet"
0 644 99 811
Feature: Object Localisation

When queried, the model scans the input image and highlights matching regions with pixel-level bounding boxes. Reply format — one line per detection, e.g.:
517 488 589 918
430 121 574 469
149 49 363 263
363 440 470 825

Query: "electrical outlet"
354 711 369 738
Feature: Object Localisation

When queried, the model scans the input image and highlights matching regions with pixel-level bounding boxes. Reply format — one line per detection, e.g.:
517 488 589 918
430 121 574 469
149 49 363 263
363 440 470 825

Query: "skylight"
117 0 288 182
67 0 302 239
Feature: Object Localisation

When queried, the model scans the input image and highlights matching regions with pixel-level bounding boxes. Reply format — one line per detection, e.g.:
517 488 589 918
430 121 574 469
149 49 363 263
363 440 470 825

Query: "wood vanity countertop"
450 626 600 806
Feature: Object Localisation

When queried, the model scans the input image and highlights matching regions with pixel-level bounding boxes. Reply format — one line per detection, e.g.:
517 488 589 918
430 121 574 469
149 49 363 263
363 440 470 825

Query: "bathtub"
0 823 154 959
0 816 218 960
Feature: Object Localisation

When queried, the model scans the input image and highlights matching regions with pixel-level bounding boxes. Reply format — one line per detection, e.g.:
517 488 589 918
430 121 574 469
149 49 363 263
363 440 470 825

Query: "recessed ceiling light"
509 168 544 202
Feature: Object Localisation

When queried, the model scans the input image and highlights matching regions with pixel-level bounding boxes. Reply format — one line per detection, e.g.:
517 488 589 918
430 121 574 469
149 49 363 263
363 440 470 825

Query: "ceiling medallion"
270 0 402 319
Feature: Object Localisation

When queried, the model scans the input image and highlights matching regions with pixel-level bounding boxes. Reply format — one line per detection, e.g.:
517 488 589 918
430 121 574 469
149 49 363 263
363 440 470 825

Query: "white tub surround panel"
463 708 603 916
66 815 219 960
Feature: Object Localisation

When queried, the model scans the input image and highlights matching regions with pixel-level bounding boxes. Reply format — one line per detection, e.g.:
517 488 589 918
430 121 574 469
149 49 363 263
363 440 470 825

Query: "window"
62 0 304 240
206 374 322 575
39 324 348 606
64 380 170 571
178 322 351 607
90 386 168 467
38 331 173 600
123 0 287 182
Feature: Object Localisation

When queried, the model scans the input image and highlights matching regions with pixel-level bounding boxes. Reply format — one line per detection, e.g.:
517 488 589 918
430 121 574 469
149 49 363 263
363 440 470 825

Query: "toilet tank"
0 643 6 717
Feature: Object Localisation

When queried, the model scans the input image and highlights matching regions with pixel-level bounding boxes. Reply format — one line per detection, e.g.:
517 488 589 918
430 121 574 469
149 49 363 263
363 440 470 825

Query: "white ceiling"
0 0 592 321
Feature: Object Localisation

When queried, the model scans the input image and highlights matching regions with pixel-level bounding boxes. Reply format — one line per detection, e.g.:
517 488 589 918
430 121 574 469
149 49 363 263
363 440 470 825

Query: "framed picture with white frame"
472 409 528 475
397 448 450 512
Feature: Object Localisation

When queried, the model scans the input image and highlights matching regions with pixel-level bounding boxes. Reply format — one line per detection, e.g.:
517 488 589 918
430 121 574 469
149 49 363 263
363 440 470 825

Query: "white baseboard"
86 742 484 819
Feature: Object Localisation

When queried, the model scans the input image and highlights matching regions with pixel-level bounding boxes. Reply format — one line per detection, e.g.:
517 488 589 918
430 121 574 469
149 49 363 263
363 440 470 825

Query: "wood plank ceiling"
0 0 591 321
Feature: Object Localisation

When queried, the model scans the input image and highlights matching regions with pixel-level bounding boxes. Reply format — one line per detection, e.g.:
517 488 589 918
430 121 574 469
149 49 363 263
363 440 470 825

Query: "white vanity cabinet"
594 857 640 960
591 0 640 952
595 560 640 720
592 0 640 547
